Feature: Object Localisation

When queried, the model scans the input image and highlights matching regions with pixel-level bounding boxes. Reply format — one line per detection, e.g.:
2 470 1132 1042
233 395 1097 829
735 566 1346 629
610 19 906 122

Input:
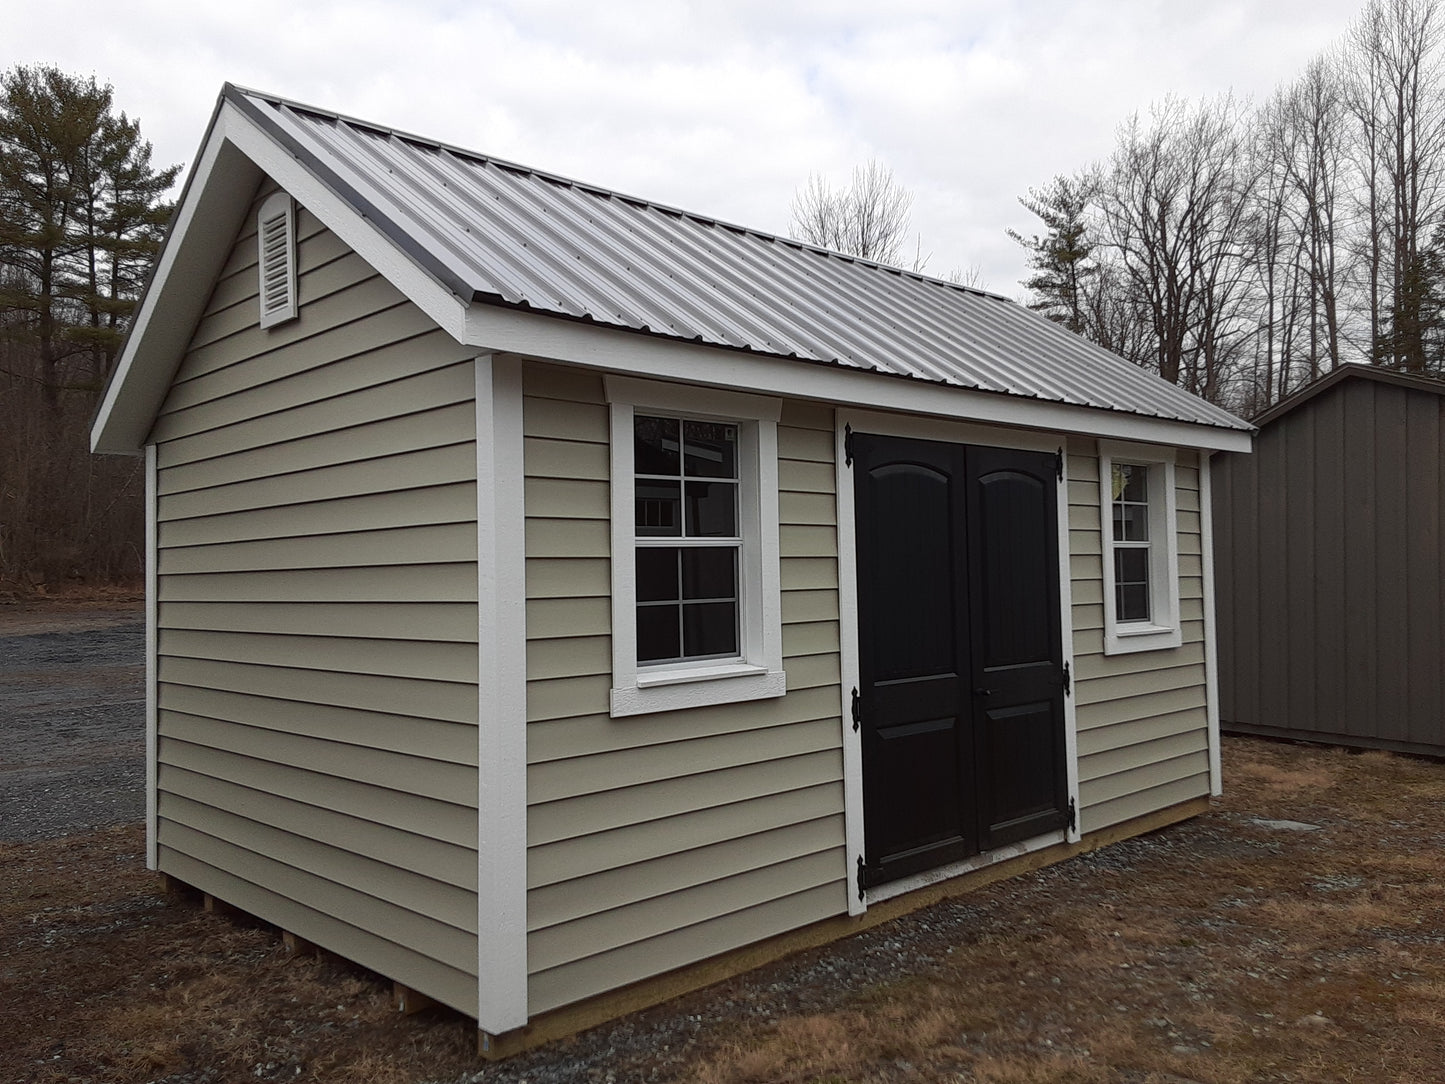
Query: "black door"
853 434 1068 887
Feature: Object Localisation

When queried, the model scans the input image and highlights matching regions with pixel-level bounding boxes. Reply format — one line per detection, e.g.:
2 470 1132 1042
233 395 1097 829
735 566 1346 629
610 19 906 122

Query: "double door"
852 434 1069 887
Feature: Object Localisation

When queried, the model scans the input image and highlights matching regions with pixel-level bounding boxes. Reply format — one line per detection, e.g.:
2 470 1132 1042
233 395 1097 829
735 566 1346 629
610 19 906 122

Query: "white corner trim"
1056 449 1082 844
605 380 786 718
475 354 528 1034
145 444 159 870
834 417 866 916
1098 441 1183 656
1200 454 1223 798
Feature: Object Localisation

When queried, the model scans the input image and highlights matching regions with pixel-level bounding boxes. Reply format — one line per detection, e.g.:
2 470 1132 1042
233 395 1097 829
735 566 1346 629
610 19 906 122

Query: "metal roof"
226 85 1248 433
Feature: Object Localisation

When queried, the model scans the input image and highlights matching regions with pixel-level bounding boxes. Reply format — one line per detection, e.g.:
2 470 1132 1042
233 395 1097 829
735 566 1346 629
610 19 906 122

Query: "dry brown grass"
4 736 1445 1083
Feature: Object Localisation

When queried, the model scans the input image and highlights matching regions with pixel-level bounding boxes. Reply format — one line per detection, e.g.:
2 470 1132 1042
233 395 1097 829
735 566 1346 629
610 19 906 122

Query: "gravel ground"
0 607 145 842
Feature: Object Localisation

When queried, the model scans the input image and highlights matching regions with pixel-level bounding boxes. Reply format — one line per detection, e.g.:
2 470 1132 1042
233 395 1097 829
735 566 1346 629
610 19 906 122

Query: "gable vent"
257 192 298 328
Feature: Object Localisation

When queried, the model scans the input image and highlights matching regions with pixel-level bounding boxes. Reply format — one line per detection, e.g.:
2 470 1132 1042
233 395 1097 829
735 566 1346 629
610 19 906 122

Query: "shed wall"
1214 377 1445 753
1066 439 1213 831
521 362 847 1015
150 188 482 1014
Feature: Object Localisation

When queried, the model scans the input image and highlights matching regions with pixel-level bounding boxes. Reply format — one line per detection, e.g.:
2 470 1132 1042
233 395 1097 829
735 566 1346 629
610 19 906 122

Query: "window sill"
611 664 787 717
1104 622 1183 656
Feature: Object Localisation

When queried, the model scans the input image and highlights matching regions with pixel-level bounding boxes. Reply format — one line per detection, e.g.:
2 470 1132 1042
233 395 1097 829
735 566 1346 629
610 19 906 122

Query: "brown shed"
1213 364 1445 756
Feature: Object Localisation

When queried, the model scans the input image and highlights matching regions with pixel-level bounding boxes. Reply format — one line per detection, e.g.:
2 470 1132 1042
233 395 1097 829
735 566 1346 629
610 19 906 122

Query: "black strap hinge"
856 854 866 901
844 423 855 467
1062 661 1071 696
1067 796 1077 833
1055 447 1064 482
850 686 861 732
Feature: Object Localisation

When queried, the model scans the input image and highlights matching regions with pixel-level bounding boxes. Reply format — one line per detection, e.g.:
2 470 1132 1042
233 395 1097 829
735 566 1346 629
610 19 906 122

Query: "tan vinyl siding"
150 186 481 1017
1067 440 1211 833
521 362 847 1015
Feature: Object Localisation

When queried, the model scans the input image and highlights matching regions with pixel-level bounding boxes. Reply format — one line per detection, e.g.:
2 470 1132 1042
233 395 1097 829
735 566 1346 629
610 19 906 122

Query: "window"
257 192 298 328
1098 442 1181 655
607 377 786 717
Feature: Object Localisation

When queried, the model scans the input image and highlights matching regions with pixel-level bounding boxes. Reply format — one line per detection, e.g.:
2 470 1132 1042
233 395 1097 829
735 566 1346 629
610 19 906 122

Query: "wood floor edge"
476 794 1212 1059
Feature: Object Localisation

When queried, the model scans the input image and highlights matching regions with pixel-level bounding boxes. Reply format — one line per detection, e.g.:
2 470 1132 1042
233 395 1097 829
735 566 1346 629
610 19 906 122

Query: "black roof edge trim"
224 86 477 303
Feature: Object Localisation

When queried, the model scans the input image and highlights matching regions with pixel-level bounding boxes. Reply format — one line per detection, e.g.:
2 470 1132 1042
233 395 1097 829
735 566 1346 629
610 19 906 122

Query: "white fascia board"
93 101 469 456
462 304 1253 454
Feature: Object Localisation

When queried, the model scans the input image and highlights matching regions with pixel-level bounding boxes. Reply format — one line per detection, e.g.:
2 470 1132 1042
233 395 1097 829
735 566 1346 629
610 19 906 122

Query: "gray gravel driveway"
0 607 145 842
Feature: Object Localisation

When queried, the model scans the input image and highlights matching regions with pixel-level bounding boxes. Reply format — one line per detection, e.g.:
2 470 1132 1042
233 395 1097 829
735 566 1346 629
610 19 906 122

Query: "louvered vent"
257 192 297 328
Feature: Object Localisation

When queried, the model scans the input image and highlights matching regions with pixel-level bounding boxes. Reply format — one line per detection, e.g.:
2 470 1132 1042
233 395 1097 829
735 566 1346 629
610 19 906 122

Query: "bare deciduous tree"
1346 0 1445 370
790 159 915 268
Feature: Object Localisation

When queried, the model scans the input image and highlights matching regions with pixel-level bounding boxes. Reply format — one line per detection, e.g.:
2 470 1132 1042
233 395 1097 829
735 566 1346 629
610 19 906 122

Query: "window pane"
636 479 681 536
1112 463 1147 503
683 421 738 478
685 480 738 537
637 604 681 662
682 547 737 600
635 415 680 476
1115 547 1151 622
1116 583 1150 622
683 601 738 657
1113 502 1149 542
1115 546 1150 586
637 548 679 603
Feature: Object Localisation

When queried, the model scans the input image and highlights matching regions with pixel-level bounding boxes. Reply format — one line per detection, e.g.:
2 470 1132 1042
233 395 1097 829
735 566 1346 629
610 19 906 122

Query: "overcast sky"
8 0 1369 298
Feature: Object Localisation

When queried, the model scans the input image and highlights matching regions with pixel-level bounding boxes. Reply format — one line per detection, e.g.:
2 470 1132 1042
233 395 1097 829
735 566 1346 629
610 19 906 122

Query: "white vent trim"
257 191 298 327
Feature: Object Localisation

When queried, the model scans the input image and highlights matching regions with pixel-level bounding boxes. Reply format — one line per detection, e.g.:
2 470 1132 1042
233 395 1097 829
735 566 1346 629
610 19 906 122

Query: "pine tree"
1007 173 1098 336
0 65 178 589
0 65 177 411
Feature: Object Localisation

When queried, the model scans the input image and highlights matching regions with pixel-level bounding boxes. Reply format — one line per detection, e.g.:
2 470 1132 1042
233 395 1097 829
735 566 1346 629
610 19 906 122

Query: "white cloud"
4 0 1368 297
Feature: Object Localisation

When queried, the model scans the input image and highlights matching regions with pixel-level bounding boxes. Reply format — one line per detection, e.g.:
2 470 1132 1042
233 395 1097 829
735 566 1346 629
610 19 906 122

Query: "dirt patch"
3 612 1444 1082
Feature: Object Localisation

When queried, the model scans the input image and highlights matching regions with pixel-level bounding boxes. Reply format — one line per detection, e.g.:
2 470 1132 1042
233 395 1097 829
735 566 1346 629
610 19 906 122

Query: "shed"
1213 363 1445 756
93 85 1253 1054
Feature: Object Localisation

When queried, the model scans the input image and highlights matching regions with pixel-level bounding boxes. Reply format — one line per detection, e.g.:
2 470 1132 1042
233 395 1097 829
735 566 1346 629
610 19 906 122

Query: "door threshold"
865 828 1067 906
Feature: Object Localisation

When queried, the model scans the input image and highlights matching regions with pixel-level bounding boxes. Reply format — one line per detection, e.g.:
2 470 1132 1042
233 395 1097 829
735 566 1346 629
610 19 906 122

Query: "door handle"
974 688 994 697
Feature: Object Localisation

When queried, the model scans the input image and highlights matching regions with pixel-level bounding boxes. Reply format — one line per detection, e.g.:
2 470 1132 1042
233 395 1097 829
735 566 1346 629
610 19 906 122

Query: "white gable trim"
93 100 469 455
464 305 1253 454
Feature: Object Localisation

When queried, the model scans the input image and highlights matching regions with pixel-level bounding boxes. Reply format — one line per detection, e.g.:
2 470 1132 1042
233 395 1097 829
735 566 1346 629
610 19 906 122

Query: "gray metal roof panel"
228 86 1249 433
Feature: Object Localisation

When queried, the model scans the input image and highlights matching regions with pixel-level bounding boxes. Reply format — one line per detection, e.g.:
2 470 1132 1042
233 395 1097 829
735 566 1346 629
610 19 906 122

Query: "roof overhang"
462 303 1255 453
94 86 1252 457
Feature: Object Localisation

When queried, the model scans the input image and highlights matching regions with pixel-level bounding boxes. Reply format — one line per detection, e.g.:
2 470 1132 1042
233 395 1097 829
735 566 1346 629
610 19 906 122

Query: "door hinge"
850 686 861 732
1054 447 1064 482
856 854 866 901
1067 796 1077 833
844 423 855 467
1062 661 1071 696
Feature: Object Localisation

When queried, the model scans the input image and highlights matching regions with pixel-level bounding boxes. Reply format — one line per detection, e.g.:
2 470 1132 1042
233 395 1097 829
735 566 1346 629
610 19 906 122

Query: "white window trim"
606 376 786 717
257 191 298 328
1099 440 1182 655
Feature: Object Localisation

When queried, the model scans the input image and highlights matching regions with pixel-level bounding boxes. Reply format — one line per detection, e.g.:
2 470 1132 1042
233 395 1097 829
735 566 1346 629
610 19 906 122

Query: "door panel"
965 447 1069 849
854 434 1068 888
854 436 976 884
